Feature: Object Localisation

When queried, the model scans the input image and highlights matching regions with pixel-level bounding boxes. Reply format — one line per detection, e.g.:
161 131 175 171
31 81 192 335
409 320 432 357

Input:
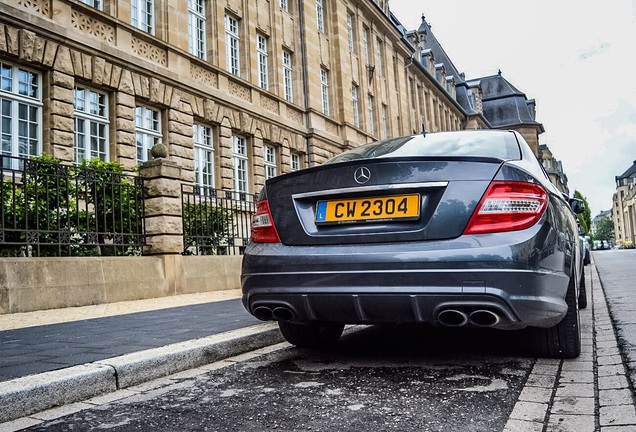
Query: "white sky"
388 0 636 216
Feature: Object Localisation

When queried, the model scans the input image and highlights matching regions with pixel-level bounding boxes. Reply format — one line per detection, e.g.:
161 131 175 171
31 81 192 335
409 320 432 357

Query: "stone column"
47 70 75 163
140 144 184 255
218 122 235 191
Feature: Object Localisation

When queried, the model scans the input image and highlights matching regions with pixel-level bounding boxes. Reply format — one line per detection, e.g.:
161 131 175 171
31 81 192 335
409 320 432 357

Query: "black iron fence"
0 155 145 257
181 185 256 255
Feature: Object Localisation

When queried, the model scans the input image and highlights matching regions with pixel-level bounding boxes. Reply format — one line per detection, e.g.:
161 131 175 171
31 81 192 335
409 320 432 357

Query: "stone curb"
0 323 282 423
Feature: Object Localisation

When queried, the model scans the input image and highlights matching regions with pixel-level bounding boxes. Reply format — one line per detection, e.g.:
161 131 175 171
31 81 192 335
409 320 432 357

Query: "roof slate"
394 14 544 132
617 160 636 179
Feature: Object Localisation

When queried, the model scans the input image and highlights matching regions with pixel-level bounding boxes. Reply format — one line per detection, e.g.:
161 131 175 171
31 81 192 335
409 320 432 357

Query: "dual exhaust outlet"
252 305 294 321
253 304 502 328
437 308 501 328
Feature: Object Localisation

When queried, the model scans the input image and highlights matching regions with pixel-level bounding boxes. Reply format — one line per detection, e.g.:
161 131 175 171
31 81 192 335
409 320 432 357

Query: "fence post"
139 145 184 255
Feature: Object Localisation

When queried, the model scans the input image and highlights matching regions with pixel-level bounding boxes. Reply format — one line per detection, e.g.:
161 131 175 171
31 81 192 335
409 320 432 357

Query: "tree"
594 217 615 242
573 190 592 235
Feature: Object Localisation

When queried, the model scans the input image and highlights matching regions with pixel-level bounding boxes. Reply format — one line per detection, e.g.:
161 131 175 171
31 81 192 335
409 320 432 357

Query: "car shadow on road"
322 323 539 361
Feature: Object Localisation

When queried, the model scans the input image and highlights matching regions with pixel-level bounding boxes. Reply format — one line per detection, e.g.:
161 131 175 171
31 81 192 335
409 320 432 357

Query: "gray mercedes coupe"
241 130 585 358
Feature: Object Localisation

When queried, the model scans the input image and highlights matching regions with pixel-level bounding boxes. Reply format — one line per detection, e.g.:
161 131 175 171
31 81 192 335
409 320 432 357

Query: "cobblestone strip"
590 262 636 432
545 264 595 432
503 262 636 432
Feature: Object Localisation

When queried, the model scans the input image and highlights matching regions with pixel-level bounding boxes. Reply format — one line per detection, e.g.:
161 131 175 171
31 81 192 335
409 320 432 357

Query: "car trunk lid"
264 157 504 246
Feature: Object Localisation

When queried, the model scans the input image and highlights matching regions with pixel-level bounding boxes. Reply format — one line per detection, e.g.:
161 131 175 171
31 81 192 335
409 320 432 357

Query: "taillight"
251 200 281 243
464 181 548 234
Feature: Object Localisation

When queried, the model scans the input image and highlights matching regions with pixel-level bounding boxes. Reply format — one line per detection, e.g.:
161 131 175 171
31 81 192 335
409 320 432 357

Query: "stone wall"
0 255 243 314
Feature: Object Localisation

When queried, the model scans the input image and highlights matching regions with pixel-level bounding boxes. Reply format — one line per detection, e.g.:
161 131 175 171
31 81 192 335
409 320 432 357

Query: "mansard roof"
391 13 543 131
617 160 636 179
469 72 545 132
407 16 485 118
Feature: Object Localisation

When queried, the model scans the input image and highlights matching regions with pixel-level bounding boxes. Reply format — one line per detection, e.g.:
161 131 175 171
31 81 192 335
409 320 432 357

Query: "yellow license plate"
315 194 420 223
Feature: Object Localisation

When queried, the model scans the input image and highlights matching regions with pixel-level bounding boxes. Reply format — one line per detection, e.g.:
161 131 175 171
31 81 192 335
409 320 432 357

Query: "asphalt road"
592 249 636 385
26 325 535 432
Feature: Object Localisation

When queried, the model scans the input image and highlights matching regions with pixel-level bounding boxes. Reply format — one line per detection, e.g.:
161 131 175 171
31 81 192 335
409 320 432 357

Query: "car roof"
325 130 522 164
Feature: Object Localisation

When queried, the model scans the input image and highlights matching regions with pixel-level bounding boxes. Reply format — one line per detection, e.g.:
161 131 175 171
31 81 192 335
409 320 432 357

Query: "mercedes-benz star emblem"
354 166 371 184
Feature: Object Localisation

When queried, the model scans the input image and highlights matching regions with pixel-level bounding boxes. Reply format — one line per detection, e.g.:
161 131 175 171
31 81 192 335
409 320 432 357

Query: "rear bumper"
241 229 571 329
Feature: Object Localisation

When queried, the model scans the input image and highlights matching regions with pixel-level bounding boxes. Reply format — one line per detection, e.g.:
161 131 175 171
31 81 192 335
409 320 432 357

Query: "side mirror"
568 198 585 214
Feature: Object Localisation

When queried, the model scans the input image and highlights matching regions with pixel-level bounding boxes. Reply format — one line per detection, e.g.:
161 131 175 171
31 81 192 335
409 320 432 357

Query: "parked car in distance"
578 228 591 266
593 240 610 250
624 240 635 249
241 130 585 358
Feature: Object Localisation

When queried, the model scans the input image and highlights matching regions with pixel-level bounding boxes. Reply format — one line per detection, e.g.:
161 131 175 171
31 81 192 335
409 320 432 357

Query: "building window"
232 135 248 193
74 86 108 162
409 78 415 108
435 67 442 82
368 94 375 135
282 50 293 102
80 0 102 9
421 51 428 69
320 68 329 115
131 0 154 34
0 62 41 168
225 14 240 77
362 27 370 65
188 0 206 59
467 89 475 109
346 13 355 53
316 0 325 32
352 84 360 128
135 105 161 164
446 77 453 93
193 123 214 188
376 39 383 75
256 33 269 90
264 144 277 180
291 152 301 171
381 104 388 139
280 0 288 12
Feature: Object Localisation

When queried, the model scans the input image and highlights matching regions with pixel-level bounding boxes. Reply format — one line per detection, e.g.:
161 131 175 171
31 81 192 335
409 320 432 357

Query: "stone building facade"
0 0 551 202
612 160 636 245
0 0 473 197
539 144 570 196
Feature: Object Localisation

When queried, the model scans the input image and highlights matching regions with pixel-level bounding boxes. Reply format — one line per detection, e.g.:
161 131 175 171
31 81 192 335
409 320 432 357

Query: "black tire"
278 321 344 348
531 270 581 359
578 268 588 309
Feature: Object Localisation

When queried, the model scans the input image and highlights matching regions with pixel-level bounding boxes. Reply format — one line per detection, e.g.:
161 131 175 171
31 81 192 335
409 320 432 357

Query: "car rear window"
326 131 521 164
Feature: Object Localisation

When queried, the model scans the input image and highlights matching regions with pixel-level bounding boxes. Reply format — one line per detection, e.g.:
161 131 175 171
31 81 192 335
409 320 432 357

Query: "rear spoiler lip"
291 181 449 200
264 155 512 188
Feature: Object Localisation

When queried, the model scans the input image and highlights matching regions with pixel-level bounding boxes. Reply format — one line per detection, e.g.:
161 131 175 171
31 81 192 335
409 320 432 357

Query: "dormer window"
420 48 432 70
435 64 445 84
445 75 455 96
467 89 475 109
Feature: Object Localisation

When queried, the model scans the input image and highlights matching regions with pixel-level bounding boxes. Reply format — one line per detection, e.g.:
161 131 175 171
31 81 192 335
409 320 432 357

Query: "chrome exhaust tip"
468 309 500 327
437 309 469 327
252 306 274 321
272 307 294 321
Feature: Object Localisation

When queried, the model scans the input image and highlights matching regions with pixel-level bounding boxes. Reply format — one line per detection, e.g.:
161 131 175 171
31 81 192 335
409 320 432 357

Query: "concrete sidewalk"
0 289 284 423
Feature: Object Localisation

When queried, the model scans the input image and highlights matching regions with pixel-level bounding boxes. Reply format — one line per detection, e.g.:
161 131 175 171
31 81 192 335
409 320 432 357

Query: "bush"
0 155 143 257
182 200 235 255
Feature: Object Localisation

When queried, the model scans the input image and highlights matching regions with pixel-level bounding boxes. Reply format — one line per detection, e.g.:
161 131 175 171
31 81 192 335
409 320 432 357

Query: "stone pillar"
140 145 184 255
47 71 75 163
114 76 137 171
218 122 235 191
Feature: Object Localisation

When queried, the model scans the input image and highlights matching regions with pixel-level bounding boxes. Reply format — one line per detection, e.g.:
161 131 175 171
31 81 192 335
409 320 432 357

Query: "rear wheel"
531 271 581 359
278 321 344 348
578 268 588 309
